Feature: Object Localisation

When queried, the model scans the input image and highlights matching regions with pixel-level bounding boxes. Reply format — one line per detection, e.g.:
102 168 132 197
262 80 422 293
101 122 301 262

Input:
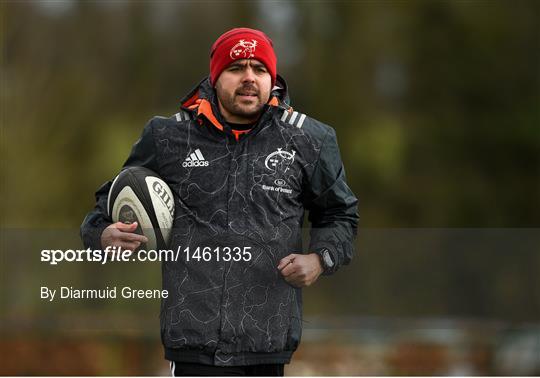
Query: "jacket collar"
179 75 291 134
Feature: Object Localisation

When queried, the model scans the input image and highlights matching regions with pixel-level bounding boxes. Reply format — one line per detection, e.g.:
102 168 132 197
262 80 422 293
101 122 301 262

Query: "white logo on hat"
230 39 257 59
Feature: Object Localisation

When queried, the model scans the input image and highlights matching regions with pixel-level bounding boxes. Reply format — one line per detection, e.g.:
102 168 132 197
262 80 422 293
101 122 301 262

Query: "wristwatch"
316 248 335 274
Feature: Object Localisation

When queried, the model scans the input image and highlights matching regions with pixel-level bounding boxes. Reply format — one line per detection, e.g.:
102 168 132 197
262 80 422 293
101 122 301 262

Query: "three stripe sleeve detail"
281 109 307 128
174 110 193 122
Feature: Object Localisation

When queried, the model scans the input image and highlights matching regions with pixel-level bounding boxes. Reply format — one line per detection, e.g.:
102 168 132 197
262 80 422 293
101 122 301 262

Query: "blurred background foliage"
2 0 538 228
1 0 539 375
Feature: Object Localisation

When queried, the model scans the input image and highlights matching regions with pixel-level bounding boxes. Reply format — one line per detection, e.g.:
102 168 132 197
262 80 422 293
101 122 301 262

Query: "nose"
241 67 256 83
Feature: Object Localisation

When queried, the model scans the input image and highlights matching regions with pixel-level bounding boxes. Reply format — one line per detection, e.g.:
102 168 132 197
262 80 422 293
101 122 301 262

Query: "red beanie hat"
210 27 277 86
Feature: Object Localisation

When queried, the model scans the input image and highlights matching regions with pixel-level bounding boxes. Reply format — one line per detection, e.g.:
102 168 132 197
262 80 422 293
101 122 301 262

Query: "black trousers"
169 361 285 376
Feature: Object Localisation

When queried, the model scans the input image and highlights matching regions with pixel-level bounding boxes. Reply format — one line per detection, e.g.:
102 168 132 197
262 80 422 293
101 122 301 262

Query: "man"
81 27 358 376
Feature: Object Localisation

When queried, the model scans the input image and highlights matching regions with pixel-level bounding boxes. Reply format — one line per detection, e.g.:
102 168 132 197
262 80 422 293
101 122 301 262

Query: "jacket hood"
180 74 290 109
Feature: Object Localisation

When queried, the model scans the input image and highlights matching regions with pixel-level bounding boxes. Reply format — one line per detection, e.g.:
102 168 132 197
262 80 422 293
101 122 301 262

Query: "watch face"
323 249 334 268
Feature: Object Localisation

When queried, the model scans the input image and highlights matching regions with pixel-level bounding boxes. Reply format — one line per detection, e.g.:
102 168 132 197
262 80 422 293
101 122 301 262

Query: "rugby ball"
107 167 174 250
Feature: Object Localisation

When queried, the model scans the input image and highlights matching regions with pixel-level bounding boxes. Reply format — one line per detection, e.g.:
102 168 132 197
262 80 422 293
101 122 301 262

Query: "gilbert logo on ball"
151 181 174 215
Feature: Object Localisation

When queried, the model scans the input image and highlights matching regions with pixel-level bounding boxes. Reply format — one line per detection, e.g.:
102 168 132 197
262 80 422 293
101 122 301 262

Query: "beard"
216 83 267 122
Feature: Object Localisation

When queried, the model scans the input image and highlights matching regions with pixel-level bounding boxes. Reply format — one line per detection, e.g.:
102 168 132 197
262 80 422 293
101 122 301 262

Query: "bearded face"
214 59 272 124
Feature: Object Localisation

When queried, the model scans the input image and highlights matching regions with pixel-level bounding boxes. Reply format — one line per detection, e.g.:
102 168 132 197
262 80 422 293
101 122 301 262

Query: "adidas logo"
182 149 209 167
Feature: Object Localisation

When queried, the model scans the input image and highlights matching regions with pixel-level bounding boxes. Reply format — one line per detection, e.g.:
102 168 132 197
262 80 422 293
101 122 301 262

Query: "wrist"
309 253 324 275
314 247 335 275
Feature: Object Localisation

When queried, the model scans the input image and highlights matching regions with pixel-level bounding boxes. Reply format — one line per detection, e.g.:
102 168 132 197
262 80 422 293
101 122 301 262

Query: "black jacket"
81 76 359 366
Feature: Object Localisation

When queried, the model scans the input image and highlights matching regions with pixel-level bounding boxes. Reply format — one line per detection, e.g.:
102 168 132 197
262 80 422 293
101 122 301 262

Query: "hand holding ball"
101 221 147 251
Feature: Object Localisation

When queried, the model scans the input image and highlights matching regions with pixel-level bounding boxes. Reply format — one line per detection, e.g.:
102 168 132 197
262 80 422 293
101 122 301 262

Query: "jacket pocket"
285 287 302 351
